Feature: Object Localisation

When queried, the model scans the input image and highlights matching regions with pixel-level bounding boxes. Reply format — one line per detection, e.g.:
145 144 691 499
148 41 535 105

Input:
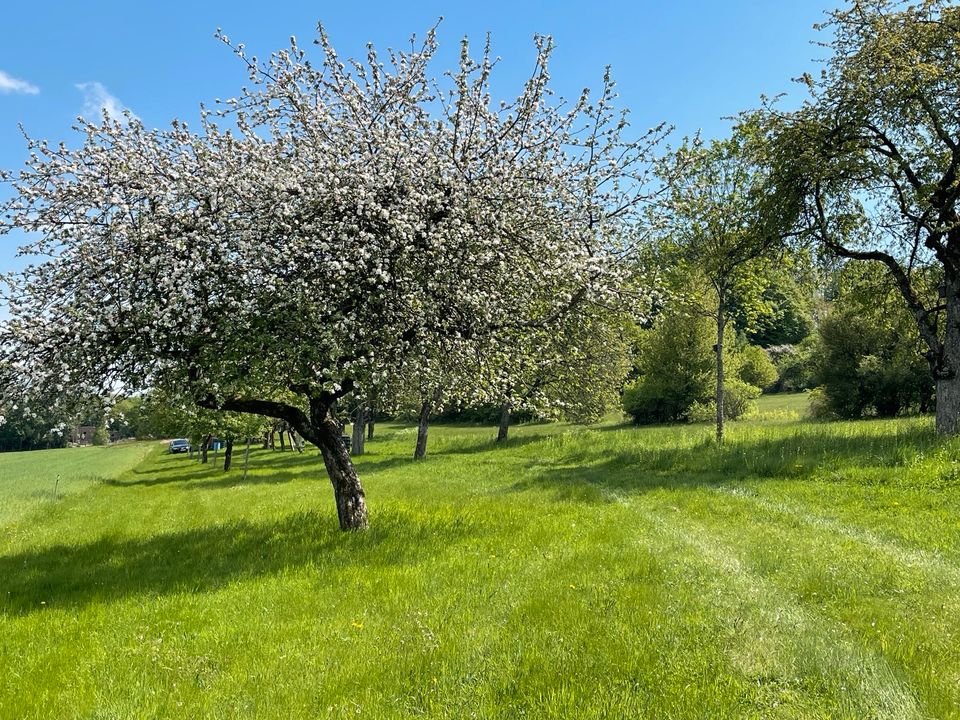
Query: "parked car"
169 438 191 454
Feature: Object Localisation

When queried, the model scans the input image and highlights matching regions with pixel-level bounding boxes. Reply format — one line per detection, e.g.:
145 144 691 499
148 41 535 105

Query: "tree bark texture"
414 400 431 460
497 401 511 442
937 273 960 434
351 406 366 455
201 434 212 463
200 394 369 530
315 416 368 529
223 438 234 472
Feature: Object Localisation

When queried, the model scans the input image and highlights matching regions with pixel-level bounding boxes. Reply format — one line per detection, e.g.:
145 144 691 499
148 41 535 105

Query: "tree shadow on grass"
0 508 485 615
132 448 313 478
434 433 548 456
505 422 943 503
113 453 410 490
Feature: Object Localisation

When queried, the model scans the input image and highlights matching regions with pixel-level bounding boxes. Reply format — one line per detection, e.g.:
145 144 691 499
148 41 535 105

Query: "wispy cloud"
0 70 39 95
75 82 138 123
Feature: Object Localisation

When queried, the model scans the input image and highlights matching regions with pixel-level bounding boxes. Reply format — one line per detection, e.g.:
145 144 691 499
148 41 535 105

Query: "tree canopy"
0 26 664 528
759 0 960 431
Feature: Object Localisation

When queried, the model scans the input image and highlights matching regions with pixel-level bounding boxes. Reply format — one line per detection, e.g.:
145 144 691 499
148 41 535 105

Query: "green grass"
751 390 812 420
2 396 960 719
0 441 155 527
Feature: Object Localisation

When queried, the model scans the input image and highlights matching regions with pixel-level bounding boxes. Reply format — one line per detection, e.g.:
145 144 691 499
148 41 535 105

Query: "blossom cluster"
0 26 664 429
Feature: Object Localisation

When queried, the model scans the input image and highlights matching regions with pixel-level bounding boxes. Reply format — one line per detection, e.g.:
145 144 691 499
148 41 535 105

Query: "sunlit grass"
0 441 155 527
2 395 959 718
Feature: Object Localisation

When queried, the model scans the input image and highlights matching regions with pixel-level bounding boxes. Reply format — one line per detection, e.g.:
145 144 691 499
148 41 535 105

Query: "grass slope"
2 395 959 719
0 442 155 527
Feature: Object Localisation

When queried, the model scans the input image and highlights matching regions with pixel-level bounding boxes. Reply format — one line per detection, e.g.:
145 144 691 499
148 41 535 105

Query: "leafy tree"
106 396 147 440
735 266 815 347
759 0 960 432
490 306 633 441
814 263 934 418
622 302 772 425
0 27 663 529
655 131 789 441
737 344 778 391
622 310 715 424
0 398 67 452
766 341 818 393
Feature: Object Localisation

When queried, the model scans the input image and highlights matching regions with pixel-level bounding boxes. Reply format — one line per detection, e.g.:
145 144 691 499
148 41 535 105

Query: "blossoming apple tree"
0 25 664 529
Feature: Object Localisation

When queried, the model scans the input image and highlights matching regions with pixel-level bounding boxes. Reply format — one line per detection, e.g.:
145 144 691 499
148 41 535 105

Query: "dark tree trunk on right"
936 271 960 434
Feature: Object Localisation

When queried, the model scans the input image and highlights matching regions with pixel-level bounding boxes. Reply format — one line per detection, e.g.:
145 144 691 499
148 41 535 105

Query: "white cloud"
0 70 39 95
75 82 138 123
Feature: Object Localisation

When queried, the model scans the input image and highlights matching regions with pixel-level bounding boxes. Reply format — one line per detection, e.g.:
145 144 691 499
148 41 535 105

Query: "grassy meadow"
2 394 960 719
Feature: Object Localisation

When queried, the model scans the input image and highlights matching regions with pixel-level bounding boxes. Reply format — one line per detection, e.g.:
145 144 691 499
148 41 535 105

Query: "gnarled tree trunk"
414 400 430 460
315 416 368 529
201 391 369 530
201 434 212 463
937 274 960 434
497 401 511 442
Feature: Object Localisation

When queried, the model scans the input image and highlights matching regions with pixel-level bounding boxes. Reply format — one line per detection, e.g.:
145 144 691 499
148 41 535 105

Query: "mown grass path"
2 397 959 718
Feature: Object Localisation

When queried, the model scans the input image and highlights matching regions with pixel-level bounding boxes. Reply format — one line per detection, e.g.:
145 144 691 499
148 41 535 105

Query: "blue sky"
0 0 829 278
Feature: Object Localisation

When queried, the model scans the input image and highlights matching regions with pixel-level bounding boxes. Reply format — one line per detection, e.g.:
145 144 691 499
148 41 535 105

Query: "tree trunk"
290 430 304 453
243 437 251 481
497 401 511 442
414 400 431 460
279 429 286 451
715 307 725 444
351 407 366 455
937 279 960 433
223 438 234 472
269 429 276 450
367 416 375 441
198 392 369 530
315 417 368 530
262 432 269 449
201 434 212 463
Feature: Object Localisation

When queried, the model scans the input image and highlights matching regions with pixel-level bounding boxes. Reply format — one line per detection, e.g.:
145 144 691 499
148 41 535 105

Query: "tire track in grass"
713 486 960 587
644 507 925 720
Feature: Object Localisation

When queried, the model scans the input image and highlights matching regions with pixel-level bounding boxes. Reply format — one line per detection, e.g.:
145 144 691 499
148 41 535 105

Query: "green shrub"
737 345 778 391
723 378 761 418
622 310 765 424
622 311 714 424
807 386 835 420
816 307 932 418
